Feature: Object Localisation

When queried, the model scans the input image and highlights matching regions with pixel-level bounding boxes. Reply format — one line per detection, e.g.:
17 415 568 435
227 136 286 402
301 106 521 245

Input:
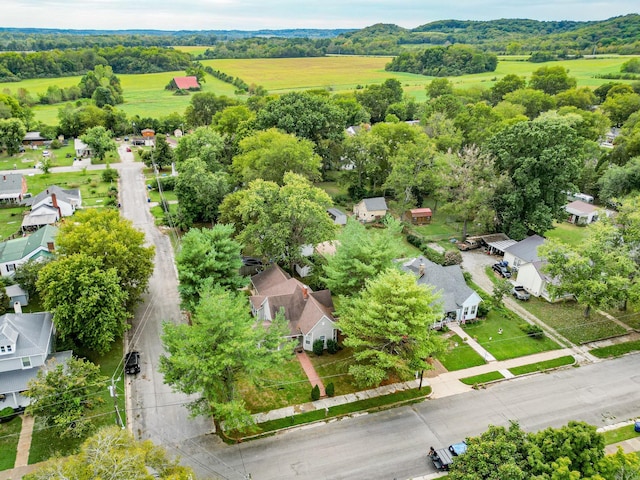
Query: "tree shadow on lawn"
461 308 561 360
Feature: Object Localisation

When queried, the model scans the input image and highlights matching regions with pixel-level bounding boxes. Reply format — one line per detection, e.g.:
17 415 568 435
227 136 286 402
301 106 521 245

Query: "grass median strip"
602 424 640 445
591 340 640 359
460 371 504 385
508 355 575 375
230 386 431 440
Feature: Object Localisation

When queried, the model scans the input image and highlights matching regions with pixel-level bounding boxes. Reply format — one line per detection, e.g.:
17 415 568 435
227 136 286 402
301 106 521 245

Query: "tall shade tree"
148 133 174 170
539 221 638 318
489 74 526 105
56 209 154 308
487 117 585 239
337 269 444 387
528 65 577 95
184 91 237 127
80 126 116 161
24 357 107 439
255 91 346 158
232 128 322 185
0 118 26 156
504 88 556 119
220 172 337 274
159 286 292 437
437 145 499 239
176 224 245 312
174 126 226 171
175 157 232 227
37 254 129 354
25 425 195 480
356 78 404 123
322 218 403 296
384 137 442 214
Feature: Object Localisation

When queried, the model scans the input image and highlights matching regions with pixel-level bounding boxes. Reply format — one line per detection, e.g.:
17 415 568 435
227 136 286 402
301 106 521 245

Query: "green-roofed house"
0 225 57 277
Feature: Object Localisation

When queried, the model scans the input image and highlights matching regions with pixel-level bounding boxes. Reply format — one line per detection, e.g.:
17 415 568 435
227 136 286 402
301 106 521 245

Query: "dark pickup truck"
428 441 467 471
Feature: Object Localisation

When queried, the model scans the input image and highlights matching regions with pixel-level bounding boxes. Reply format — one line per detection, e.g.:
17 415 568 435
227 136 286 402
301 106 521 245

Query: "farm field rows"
1 54 638 125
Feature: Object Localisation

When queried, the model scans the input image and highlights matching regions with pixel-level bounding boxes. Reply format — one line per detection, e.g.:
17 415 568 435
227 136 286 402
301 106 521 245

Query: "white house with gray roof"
0 174 27 204
21 186 81 231
0 311 72 409
400 256 482 325
353 197 388 223
503 234 545 270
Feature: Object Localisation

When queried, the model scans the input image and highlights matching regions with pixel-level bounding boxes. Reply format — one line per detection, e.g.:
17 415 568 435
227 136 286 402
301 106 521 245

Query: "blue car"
635 420 640 433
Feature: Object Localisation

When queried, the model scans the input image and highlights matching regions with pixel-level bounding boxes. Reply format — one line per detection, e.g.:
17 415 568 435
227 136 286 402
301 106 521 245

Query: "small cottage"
353 197 388 223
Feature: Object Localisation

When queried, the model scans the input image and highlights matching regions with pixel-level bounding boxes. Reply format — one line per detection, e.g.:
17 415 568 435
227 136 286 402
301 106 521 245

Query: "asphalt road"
182 354 640 480
116 147 212 445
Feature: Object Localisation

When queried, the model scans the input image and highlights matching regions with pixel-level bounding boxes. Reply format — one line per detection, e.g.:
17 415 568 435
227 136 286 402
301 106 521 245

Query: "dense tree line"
0 45 191 81
386 44 498 76
196 36 328 59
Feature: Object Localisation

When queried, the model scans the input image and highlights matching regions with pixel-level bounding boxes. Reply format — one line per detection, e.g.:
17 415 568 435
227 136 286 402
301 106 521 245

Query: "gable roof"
173 76 200 89
5 284 27 299
410 208 432 217
0 225 58 264
566 200 599 216
327 207 346 218
0 312 53 359
24 185 81 209
362 197 388 211
504 234 545 264
0 174 24 198
23 131 47 142
250 264 336 336
399 256 479 313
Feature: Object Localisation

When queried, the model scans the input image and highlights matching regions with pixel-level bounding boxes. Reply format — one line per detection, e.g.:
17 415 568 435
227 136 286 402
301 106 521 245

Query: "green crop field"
2 54 638 125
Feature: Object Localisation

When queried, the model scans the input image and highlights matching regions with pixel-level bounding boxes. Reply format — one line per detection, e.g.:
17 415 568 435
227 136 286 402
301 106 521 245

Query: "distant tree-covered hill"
0 15 638 61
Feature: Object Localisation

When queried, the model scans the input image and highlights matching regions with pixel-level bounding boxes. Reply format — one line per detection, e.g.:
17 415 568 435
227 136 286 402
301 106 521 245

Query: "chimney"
51 193 58 208
302 287 309 300
2 175 5 182
419 262 425 278
14 302 22 314
47 242 55 253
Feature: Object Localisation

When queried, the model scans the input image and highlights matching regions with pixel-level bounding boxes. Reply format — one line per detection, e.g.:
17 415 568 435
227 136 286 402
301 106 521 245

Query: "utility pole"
109 380 123 428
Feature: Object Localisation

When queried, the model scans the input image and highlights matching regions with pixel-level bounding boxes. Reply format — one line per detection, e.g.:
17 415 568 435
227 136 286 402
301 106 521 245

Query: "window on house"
305 338 311 344
6 264 15 273
22 357 31 368
6 345 11 352
463 307 469 317
0 346 5 353
470 305 477 315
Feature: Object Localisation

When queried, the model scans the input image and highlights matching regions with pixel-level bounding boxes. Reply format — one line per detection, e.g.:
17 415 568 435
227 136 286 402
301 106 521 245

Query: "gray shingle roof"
504 235 545 263
362 197 388 211
0 174 24 198
399 257 477 313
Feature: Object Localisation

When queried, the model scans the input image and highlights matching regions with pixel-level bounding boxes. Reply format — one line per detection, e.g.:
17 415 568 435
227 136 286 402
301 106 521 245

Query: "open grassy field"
438 334 486 371
1 70 238 125
4 54 638 125
545 222 593 247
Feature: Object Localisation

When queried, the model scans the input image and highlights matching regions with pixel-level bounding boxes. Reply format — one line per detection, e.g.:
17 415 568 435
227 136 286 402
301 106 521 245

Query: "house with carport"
503 234 545 271
399 256 482 326
21 186 81 232
250 264 338 351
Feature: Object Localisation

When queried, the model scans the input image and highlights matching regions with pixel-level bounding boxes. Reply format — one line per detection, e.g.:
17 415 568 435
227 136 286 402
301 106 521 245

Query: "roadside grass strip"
590 340 640 359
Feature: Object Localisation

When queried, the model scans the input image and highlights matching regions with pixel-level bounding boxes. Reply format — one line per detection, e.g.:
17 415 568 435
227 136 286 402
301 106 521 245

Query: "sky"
1 0 638 31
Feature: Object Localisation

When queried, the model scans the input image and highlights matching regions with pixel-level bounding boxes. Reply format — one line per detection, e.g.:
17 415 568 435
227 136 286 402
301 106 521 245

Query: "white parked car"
42 150 50 157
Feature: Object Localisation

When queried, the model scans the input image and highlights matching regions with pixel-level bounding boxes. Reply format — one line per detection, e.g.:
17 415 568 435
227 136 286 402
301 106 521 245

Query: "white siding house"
353 197 388 223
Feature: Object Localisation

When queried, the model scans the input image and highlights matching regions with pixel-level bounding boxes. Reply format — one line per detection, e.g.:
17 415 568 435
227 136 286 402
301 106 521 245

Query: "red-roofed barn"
171 76 200 90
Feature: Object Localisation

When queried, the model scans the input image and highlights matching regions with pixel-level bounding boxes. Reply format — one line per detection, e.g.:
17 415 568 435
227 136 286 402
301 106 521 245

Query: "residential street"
116 146 212 445
182 354 640 480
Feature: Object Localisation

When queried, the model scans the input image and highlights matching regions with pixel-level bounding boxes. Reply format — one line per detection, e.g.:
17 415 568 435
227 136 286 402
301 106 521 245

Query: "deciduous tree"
24 357 107 439
322 218 403 296
220 172 336 273
232 128 322 185
0 118 26 156
176 224 246 311
148 133 174 170
55 209 154 308
174 125 226 171
529 65 577 95
159 286 292 437
80 126 116 161
337 269 444 387
25 425 195 480
37 254 129 354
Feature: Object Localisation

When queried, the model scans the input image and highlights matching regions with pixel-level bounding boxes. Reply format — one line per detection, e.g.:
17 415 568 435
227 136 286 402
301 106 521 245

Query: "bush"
477 302 491 318
50 139 63 149
463 271 472 283
0 406 16 423
313 339 324 356
158 176 176 191
443 250 463 266
406 234 424 249
311 384 321 401
101 167 119 183
325 382 335 397
422 245 445 265
520 323 545 339
326 339 339 354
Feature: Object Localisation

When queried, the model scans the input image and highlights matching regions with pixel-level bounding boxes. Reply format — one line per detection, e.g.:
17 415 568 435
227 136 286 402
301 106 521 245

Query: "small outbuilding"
353 197 388 223
5 284 28 307
327 208 347 225
565 200 600 225
409 208 432 224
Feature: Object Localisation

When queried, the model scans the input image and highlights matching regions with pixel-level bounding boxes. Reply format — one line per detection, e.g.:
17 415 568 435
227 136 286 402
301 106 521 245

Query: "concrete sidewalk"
448 324 496 362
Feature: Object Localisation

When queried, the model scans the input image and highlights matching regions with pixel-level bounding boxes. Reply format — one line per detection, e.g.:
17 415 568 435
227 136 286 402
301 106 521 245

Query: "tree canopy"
80 126 116 161
337 268 444 387
176 224 246 311
159 286 292 436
